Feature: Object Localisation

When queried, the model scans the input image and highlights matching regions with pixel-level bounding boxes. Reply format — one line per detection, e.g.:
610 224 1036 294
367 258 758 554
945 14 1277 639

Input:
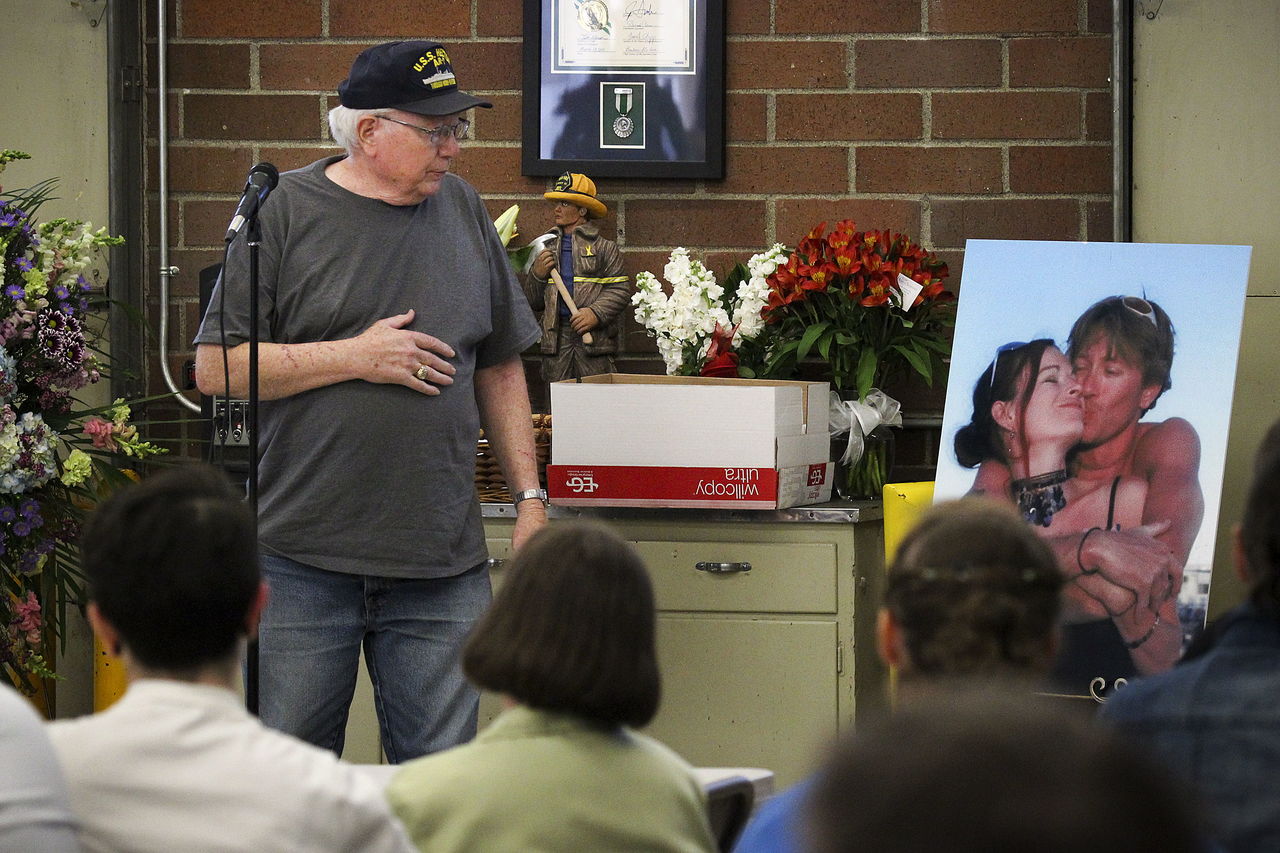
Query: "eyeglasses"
989 341 1028 390
1121 295 1158 328
378 115 471 146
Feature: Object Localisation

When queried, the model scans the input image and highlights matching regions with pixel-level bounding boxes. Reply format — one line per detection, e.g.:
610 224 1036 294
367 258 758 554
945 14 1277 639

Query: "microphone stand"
245 213 262 715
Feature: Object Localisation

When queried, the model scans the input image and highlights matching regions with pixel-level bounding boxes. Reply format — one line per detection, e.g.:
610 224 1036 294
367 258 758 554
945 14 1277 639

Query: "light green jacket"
386 705 716 853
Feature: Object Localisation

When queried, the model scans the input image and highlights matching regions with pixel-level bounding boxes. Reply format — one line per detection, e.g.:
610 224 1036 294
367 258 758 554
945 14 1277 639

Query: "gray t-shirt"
196 157 539 578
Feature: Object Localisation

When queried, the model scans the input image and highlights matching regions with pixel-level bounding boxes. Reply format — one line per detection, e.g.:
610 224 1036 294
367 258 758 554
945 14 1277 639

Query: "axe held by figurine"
529 232 594 345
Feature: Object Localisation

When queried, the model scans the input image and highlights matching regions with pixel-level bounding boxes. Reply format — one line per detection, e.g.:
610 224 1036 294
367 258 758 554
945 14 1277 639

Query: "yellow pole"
93 636 126 711
881 481 936 706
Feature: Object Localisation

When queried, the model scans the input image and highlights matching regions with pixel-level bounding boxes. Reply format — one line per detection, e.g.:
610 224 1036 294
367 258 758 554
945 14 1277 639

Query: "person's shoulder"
0 684 42 728
276 155 343 190
622 729 708 792
1100 654 1210 723
1138 417 1199 451
45 705 118 755
439 172 482 202
1136 417 1201 471
734 779 814 853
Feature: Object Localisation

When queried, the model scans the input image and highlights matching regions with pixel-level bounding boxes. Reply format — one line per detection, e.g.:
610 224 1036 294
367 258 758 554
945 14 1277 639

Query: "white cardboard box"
547 374 833 509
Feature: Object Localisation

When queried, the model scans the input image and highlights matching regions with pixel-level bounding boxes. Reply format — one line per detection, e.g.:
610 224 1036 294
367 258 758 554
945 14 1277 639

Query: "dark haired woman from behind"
954 339 1178 687
734 498 1068 853
386 522 716 853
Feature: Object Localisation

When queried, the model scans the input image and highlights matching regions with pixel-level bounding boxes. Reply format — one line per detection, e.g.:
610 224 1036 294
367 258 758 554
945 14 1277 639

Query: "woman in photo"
955 339 1177 688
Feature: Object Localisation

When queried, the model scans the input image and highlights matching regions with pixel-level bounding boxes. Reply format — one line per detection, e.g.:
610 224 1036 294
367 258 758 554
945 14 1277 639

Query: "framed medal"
521 0 725 178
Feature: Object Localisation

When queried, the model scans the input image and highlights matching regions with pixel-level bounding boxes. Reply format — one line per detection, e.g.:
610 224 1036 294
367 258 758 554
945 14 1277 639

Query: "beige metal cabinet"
482 504 888 787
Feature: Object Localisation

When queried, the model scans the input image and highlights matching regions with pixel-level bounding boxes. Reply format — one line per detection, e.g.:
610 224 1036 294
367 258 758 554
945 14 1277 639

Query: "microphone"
224 162 279 242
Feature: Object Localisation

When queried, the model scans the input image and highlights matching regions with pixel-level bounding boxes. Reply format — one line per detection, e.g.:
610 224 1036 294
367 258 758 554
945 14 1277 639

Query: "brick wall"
145 0 1114 479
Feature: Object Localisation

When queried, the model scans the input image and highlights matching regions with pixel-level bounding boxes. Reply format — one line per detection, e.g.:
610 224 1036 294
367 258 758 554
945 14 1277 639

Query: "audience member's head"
807 691 1203 853
463 521 660 728
880 499 1063 681
1238 418 1280 614
80 464 261 675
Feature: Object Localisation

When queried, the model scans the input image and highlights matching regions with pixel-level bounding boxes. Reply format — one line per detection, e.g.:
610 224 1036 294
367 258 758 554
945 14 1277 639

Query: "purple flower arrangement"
0 150 163 692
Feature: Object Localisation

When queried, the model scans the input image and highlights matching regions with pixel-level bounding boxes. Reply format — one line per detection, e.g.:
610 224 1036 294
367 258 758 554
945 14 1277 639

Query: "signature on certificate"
624 0 663 21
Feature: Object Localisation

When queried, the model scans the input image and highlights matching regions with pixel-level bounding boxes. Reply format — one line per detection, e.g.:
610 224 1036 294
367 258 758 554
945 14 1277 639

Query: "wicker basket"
475 414 552 503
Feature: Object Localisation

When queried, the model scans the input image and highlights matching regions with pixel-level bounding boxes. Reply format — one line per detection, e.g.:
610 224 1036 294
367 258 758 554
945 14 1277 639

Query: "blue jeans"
256 553 491 763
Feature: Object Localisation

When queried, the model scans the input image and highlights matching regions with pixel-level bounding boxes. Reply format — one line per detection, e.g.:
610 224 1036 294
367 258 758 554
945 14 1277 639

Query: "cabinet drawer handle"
695 561 751 574
486 558 506 570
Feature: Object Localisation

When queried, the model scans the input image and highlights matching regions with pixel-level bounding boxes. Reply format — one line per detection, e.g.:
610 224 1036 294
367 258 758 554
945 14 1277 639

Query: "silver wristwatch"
511 488 549 506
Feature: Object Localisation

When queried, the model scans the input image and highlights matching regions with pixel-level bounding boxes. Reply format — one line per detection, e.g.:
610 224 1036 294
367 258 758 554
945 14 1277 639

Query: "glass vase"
834 425 895 501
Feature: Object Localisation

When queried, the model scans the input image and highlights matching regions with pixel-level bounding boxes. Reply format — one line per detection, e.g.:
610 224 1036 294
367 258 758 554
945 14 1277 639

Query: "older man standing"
195 41 545 762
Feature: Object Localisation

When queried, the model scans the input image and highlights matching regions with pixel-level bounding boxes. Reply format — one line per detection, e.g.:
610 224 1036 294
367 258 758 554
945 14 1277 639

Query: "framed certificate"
521 0 725 179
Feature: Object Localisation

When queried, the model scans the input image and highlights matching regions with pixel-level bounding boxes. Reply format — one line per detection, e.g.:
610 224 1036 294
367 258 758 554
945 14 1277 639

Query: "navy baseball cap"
338 41 493 116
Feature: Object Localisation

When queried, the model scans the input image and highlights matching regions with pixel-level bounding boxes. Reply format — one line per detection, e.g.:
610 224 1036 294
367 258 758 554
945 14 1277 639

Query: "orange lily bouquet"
755 220 954 401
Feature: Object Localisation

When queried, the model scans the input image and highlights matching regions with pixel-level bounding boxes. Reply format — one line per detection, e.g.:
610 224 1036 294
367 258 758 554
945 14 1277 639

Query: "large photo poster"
935 239 1252 700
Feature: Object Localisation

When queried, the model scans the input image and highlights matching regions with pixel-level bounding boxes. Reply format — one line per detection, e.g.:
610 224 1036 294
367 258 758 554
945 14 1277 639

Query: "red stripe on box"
548 464 782 508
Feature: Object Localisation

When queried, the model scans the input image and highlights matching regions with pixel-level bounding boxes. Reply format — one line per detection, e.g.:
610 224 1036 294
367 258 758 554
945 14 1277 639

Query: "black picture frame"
521 0 725 179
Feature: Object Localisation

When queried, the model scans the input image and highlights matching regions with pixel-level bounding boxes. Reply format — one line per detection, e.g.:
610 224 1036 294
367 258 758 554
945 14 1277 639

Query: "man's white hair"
327 105 390 153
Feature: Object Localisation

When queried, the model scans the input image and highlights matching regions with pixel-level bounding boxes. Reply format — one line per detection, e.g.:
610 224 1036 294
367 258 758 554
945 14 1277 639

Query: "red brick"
775 199 922 245
478 0 524 36
722 146 849 194
931 199 1079 246
476 94 524 142
1010 145 1111 193
1086 200 1115 242
184 94 322 141
1087 0 1113 33
452 147 547 195
857 146 1001 193
728 93 767 142
728 0 772 35
727 41 848 90
776 93 923 141
1085 91 1112 141
932 92 1079 139
158 146 254 193
181 0 321 37
855 39 1002 88
150 248 227 299
163 43 251 89
258 147 344 173
927 0 1076 34
329 0 468 38
776 0 922 34
626 201 766 248
702 250 760 278
449 43 524 91
146 94 181 141
932 249 966 290
260 44 370 92
600 177 697 195
181 200 236 248
165 299 206 356
623 249 692 284
1010 37 1111 87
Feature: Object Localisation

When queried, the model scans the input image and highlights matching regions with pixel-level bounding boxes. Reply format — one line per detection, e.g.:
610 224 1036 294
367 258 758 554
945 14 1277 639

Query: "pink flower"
14 591 41 645
83 417 118 451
